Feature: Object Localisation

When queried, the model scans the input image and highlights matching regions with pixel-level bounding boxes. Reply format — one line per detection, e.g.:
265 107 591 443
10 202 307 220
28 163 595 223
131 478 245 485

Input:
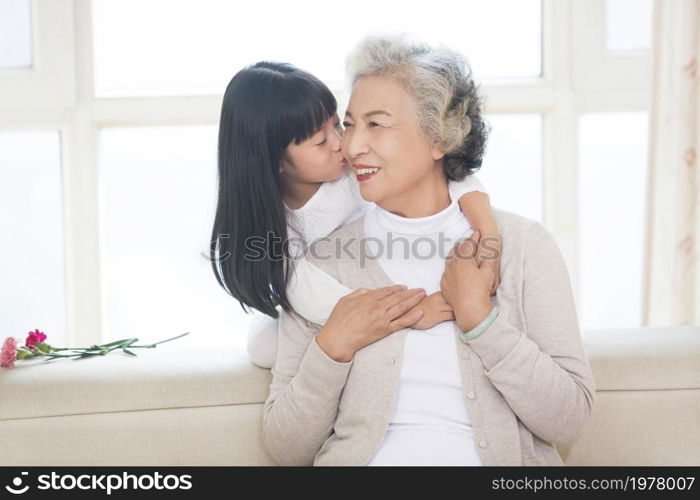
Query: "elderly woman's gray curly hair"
345 33 490 181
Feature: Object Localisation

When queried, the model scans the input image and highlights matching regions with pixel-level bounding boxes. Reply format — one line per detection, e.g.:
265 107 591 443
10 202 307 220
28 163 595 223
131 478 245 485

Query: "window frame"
0 0 652 344
0 0 76 110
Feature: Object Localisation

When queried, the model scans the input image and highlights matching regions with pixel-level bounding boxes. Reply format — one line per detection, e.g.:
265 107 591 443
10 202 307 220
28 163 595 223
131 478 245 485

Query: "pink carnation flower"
1 337 18 368
25 329 47 350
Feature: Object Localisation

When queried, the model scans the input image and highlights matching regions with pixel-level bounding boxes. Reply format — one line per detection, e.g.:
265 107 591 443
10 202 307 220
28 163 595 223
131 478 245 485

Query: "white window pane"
0 131 66 346
578 112 648 330
98 126 250 350
92 0 541 97
606 0 652 52
478 114 543 223
0 0 32 69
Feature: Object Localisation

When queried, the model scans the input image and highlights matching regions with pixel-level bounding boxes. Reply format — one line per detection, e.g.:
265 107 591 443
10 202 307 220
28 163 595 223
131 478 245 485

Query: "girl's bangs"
285 82 337 145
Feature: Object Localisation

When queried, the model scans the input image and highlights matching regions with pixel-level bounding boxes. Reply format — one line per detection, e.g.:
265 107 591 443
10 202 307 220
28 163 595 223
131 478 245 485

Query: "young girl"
210 61 502 369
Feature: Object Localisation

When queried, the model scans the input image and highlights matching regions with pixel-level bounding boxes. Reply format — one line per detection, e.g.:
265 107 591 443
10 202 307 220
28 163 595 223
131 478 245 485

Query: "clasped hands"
315 228 502 362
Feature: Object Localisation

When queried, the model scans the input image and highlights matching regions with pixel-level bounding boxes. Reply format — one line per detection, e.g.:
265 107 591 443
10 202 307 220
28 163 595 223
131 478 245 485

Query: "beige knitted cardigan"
262 208 596 466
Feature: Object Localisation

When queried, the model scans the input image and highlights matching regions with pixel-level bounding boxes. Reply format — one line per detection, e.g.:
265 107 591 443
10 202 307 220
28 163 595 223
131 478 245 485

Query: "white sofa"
1 326 699 466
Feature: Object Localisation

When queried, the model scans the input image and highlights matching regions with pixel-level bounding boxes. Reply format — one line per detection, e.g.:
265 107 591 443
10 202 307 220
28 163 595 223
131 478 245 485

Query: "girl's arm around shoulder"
448 174 502 293
286 256 354 325
448 173 494 231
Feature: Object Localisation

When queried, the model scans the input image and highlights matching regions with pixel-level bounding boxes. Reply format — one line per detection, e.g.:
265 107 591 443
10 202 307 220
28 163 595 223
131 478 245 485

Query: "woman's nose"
341 129 368 160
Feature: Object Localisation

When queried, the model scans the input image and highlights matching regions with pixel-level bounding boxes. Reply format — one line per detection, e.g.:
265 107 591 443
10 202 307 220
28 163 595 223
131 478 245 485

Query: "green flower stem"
30 332 190 361
125 332 191 349
42 352 85 359
51 338 137 352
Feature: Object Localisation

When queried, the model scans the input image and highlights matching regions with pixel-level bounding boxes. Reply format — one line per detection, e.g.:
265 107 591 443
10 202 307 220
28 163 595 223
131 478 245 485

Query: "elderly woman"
262 34 596 466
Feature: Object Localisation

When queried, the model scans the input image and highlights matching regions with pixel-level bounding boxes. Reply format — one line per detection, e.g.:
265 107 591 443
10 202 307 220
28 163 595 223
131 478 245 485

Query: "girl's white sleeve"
447 173 487 202
285 256 354 325
246 310 280 369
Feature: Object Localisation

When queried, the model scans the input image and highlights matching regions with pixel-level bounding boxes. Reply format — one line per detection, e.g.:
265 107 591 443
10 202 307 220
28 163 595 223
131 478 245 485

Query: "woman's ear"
431 141 446 161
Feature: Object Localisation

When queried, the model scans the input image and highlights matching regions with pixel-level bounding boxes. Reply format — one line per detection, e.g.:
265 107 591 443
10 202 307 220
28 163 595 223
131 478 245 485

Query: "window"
0 0 32 69
92 0 542 97
606 0 653 52
0 0 653 348
0 131 67 346
98 125 251 348
480 114 543 223
578 112 649 330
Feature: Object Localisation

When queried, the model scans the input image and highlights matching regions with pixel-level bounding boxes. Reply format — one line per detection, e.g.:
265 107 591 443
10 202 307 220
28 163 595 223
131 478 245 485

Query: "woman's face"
341 75 444 208
279 114 347 183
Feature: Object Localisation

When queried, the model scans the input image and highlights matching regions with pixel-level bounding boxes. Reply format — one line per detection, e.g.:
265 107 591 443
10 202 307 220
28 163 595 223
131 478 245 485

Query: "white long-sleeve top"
362 196 482 465
283 168 486 325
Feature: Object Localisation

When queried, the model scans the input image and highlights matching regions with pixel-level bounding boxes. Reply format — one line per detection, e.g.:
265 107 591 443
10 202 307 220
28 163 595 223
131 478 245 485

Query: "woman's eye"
317 138 327 146
369 121 380 128
342 121 353 128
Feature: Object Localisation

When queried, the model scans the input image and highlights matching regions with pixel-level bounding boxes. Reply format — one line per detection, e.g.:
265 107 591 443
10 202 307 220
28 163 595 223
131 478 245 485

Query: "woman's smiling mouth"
354 164 381 182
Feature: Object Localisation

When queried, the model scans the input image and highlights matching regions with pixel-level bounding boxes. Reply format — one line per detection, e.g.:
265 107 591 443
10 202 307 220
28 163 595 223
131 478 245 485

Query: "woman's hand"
440 229 495 332
316 285 426 362
406 291 455 329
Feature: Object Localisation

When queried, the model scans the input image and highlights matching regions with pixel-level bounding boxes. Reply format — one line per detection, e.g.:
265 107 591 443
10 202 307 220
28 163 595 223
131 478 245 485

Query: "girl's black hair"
210 61 337 318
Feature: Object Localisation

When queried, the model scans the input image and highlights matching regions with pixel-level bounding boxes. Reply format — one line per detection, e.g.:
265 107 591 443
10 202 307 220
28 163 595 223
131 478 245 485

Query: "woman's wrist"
316 327 354 363
457 302 494 332
460 306 500 342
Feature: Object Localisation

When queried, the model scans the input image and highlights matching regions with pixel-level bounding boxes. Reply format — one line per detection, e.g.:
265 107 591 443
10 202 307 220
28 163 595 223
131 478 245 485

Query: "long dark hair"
210 61 338 318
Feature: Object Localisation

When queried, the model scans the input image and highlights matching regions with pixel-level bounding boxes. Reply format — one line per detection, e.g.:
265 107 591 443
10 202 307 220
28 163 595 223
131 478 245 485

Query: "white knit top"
363 197 482 466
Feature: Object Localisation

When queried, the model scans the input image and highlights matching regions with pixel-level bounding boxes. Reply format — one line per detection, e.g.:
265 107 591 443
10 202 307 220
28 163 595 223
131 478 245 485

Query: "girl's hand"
407 291 455 330
316 285 426 362
440 230 495 333
474 230 502 295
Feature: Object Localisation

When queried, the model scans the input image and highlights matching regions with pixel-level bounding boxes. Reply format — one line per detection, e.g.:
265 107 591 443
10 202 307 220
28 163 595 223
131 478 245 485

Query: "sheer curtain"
643 0 700 325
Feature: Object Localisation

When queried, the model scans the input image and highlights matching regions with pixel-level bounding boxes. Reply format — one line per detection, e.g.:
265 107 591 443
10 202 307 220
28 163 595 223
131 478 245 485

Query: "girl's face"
279 114 347 183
